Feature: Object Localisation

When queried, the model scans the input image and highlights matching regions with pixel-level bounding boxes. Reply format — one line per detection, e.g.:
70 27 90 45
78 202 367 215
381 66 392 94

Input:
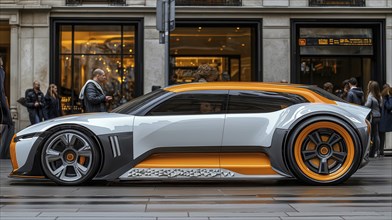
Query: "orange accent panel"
135 153 220 168
220 153 277 175
10 134 18 171
9 174 45 179
164 82 335 104
135 153 277 175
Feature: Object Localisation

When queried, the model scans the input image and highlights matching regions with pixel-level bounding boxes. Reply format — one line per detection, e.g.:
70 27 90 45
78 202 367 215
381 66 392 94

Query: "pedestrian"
43 84 62 120
335 79 349 99
379 84 392 157
323 82 334 93
364 81 381 158
347 77 364 105
79 68 112 113
25 80 45 125
0 56 14 159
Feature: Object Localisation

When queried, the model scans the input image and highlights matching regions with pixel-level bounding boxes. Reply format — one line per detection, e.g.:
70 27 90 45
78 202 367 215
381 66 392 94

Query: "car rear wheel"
41 129 100 185
287 118 361 185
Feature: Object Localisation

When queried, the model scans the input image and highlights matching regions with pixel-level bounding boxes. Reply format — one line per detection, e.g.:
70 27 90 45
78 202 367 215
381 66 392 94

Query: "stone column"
262 16 290 82
144 14 165 94
18 10 50 129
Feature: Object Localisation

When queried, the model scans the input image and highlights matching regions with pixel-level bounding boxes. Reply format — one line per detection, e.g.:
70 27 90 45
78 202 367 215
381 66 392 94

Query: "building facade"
0 0 391 149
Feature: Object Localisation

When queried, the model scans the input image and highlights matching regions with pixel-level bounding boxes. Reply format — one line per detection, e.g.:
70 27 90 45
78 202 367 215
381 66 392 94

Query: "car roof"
164 82 335 104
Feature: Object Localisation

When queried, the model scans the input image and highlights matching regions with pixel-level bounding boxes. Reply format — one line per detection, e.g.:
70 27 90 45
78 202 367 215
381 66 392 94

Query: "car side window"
147 93 227 116
228 90 307 114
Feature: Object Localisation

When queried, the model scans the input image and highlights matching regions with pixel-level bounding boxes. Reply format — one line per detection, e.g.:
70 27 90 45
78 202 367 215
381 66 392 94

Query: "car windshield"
111 89 168 114
301 85 346 102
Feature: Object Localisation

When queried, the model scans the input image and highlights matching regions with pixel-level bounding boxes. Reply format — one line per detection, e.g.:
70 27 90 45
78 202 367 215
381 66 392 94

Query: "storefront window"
170 25 255 84
58 24 136 114
296 26 375 93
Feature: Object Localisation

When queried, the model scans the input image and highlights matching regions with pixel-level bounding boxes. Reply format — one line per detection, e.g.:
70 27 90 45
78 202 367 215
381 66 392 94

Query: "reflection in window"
148 93 227 116
170 26 253 84
59 24 136 114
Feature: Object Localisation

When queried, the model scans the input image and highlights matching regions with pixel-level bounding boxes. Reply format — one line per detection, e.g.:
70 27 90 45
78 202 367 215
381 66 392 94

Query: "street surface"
0 157 391 220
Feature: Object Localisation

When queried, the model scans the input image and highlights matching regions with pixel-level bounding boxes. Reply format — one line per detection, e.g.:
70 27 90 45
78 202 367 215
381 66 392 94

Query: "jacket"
379 95 392 132
25 88 45 124
43 94 62 120
83 82 106 113
364 93 381 118
0 67 12 125
347 87 364 105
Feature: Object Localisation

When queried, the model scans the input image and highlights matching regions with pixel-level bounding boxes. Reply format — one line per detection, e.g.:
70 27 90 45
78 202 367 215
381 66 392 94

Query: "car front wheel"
41 129 100 185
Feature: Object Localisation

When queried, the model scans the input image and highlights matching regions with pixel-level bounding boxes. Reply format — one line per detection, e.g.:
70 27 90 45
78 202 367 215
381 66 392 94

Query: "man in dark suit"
0 57 14 159
79 68 112 112
25 80 45 124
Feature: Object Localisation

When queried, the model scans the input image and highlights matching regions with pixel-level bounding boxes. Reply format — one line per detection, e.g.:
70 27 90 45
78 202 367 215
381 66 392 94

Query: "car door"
133 90 228 161
222 90 295 148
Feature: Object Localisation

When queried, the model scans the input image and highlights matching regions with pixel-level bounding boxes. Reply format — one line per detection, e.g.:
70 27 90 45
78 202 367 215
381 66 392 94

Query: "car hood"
17 113 135 136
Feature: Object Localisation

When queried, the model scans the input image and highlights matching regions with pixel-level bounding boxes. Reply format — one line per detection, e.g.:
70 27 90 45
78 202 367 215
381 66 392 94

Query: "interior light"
241 43 245 47
198 27 202 30
236 27 240 30
114 44 117 47
129 49 133 52
220 48 223 51
176 38 180 41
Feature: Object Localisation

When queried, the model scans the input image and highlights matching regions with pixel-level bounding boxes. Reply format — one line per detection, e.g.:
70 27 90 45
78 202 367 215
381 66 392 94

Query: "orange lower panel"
135 153 220 168
135 152 277 175
220 153 277 175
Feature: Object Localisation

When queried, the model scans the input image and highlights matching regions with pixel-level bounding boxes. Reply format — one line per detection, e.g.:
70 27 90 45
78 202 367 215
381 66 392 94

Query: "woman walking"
364 81 382 158
43 84 62 120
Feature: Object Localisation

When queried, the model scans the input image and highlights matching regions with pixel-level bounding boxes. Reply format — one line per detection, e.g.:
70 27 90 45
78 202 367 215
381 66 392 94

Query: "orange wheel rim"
294 121 355 181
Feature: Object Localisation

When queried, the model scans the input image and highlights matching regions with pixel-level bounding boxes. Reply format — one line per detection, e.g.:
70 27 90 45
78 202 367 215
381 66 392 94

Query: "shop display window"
294 25 378 93
170 25 255 84
58 24 136 114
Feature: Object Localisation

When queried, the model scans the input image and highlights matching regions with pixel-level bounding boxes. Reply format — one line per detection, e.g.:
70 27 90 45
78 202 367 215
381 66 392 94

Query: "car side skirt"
119 152 283 180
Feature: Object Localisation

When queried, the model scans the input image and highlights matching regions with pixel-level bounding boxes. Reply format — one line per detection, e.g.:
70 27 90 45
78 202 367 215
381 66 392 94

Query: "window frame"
50 17 144 114
144 90 229 116
227 90 308 114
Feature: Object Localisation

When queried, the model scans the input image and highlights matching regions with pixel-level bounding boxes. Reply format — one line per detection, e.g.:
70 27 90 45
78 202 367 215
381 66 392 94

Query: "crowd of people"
323 77 392 158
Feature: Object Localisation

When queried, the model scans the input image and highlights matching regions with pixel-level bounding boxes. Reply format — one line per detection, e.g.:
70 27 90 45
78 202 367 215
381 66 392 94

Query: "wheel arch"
282 113 364 184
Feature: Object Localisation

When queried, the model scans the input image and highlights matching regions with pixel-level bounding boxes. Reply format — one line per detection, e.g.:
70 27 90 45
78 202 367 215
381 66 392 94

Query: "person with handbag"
365 81 382 158
379 84 392 157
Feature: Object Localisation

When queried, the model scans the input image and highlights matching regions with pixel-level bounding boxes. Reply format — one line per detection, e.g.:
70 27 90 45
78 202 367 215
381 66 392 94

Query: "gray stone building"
0 0 391 150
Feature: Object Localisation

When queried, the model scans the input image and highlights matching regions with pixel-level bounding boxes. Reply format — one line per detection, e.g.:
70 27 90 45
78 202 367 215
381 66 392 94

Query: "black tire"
286 116 362 185
41 129 100 185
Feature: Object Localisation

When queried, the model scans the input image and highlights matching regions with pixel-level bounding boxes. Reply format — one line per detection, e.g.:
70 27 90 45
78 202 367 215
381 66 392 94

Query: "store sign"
309 0 365 7
66 0 126 5
176 0 242 6
299 38 372 46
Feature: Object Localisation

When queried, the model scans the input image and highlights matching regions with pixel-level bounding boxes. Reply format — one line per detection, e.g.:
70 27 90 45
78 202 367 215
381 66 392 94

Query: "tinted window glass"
147 93 227 116
111 89 167 114
301 85 346 102
228 90 307 113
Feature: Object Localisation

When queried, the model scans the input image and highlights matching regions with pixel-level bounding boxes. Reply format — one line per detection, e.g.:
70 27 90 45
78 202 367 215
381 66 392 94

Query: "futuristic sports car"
10 82 372 185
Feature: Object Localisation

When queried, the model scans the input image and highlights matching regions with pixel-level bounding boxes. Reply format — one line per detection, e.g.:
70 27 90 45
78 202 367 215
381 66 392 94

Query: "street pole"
164 0 169 87
156 0 175 88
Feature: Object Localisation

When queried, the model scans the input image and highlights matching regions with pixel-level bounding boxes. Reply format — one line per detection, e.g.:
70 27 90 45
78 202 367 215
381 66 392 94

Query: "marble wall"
262 16 290 82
